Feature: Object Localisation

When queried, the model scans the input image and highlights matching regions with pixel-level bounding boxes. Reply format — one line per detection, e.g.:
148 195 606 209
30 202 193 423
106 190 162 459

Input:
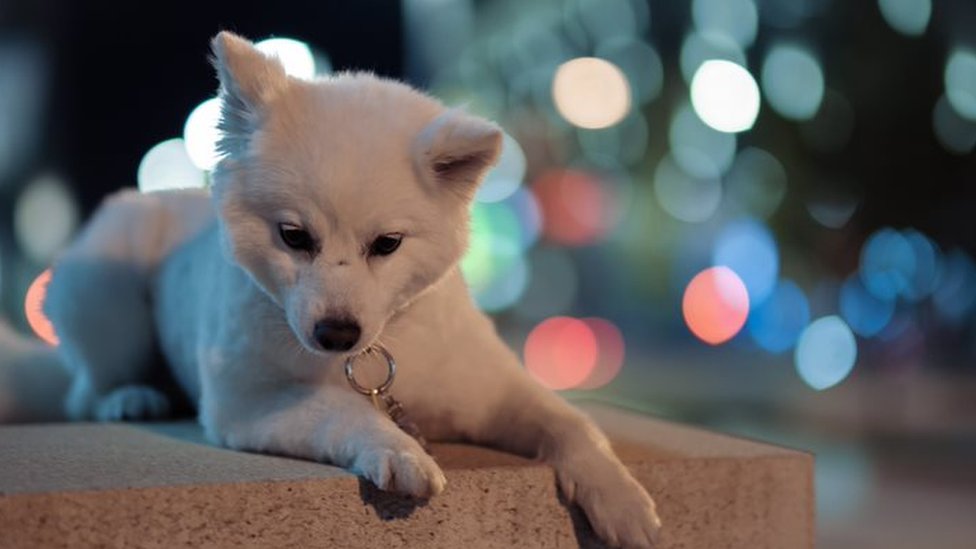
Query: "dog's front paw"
94 385 171 421
557 455 661 549
351 442 446 499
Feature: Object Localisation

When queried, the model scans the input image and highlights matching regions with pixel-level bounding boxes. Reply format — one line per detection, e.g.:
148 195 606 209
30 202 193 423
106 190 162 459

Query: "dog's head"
209 32 501 356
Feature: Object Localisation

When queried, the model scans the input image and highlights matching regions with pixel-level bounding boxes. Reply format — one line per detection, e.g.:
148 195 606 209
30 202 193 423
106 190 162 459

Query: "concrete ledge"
0 404 813 548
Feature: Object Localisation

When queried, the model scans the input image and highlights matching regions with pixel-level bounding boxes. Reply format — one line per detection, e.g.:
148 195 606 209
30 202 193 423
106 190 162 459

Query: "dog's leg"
202 383 445 498
45 259 169 421
472 375 660 548
406 316 661 549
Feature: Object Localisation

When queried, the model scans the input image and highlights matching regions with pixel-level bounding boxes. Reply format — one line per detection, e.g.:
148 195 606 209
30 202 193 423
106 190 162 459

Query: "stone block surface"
0 404 813 548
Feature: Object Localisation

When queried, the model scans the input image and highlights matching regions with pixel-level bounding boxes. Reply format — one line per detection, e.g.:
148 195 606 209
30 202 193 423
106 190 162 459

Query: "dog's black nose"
313 318 361 351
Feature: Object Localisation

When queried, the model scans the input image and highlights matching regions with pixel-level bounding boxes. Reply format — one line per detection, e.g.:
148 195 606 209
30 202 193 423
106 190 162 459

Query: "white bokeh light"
138 138 206 193
14 173 79 262
762 45 825 121
183 98 223 171
691 60 761 133
255 37 316 79
552 57 632 129
680 31 746 84
945 48 976 121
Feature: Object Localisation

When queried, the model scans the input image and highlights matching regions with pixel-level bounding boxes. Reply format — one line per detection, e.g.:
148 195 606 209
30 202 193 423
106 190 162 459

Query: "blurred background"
1 0 975 546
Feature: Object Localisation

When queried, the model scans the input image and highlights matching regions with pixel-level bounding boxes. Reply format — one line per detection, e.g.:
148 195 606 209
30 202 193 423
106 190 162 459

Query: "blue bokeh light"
859 227 916 300
932 249 976 324
901 229 940 301
713 218 779 304
839 274 895 337
747 279 810 353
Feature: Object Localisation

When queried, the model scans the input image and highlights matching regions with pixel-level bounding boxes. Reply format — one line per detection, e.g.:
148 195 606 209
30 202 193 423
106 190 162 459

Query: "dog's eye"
278 223 316 253
369 234 403 257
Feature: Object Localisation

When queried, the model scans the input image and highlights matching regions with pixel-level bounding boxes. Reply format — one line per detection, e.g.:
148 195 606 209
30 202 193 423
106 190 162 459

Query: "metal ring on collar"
344 343 397 396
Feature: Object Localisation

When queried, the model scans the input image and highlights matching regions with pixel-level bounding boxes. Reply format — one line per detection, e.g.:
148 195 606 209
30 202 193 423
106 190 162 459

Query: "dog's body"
3 33 660 547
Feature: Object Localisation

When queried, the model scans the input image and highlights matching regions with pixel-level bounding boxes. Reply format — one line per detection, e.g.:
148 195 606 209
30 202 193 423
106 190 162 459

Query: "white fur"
26 32 661 547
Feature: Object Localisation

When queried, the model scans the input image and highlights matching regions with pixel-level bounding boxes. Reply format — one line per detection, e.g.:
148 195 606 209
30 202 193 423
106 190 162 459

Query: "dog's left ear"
413 109 503 199
210 31 288 158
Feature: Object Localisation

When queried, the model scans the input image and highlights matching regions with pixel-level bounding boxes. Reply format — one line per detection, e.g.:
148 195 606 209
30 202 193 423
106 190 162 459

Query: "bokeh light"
137 138 206 193
762 45 825 120
524 316 598 390
668 104 736 177
594 37 664 106
532 169 616 245
578 113 650 167
24 268 58 346
806 189 860 229
712 218 779 304
669 102 737 177
859 227 916 300
683 266 750 345
932 249 976 324
505 187 544 250
901 229 940 301
680 31 746 85
477 132 526 203
255 37 316 79
575 318 626 390
839 274 895 337
473 253 530 313
14 173 79 263
183 97 222 171
552 57 631 129
653 153 722 223
691 60 761 133
932 94 976 154
945 48 976 121
747 280 810 353
761 0 815 28
462 198 534 312
571 0 645 44
878 0 931 37
795 316 857 391
692 0 758 48
725 148 787 218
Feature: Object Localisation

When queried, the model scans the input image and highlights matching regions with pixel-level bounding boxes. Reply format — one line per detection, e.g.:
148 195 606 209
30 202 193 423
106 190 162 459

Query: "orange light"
682 266 749 345
24 269 58 346
524 316 598 390
577 318 626 390
532 170 612 246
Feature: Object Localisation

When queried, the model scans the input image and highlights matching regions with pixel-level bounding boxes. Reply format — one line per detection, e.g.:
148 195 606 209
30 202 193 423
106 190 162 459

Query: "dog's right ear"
210 31 288 158
413 109 503 200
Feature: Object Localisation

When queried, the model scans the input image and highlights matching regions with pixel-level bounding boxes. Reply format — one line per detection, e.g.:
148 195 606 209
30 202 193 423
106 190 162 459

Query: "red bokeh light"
24 268 59 346
524 316 598 390
577 318 626 389
682 266 750 345
531 169 613 246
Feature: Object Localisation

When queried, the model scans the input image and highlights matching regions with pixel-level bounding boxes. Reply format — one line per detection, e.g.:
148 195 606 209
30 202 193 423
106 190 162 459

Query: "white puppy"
6 32 661 547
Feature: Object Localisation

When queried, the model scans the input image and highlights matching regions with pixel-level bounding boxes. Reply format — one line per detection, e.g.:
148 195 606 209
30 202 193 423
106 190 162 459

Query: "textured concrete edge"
0 464 585 549
634 454 815 549
0 453 814 549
